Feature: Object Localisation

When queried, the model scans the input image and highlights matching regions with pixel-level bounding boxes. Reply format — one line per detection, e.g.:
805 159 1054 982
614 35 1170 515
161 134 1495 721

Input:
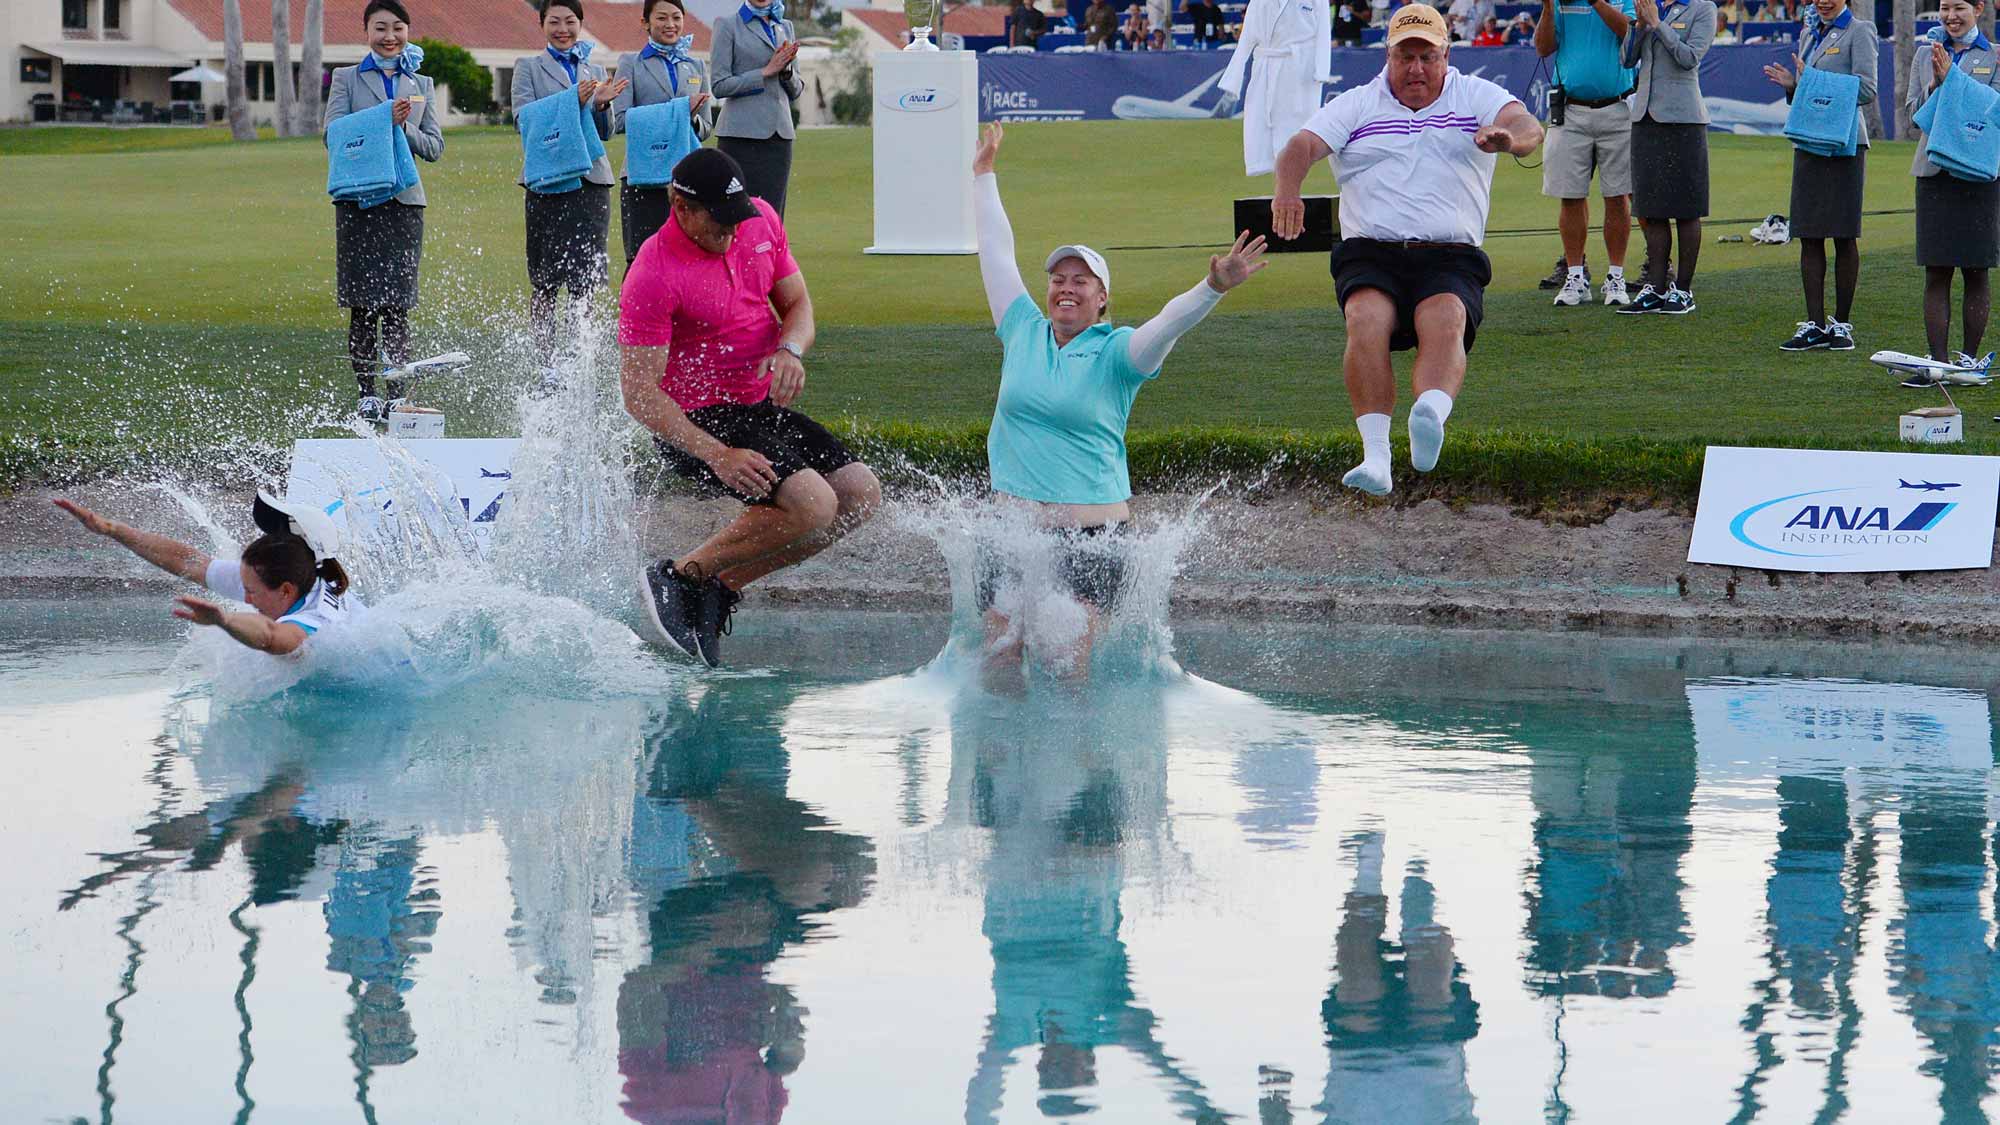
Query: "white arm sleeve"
975 172 1030 327
1125 278 1226 374
205 557 248 601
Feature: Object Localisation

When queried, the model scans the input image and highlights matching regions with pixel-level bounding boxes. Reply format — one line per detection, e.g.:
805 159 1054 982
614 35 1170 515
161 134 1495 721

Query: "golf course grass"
0 120 1977 500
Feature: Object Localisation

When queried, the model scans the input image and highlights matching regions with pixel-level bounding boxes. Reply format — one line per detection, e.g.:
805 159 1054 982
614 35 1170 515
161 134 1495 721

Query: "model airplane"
1869 349 1994 387
377 351 473 437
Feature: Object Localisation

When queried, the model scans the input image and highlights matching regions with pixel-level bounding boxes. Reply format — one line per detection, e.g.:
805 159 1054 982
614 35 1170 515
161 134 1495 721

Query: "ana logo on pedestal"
1729 480 1961 558
883 86 956 112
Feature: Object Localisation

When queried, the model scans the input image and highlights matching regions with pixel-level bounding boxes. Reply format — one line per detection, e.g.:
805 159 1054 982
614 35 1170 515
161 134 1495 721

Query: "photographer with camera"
1534 0 1636 307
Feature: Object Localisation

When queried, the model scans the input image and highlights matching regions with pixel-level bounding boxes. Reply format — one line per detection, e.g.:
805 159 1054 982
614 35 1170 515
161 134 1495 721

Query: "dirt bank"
6 483 1998 642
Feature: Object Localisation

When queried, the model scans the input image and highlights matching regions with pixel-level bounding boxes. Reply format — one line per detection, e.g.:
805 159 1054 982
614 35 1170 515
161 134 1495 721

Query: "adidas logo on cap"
727 177 744 193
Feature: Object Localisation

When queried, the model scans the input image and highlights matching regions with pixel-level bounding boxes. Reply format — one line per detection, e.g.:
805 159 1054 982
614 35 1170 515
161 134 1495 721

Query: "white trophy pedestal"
865 49 978 255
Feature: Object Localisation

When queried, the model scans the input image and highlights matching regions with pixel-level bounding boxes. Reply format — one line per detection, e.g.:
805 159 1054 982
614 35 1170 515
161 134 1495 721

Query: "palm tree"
272 0 296 137
223 0 255 140
299 0 324 133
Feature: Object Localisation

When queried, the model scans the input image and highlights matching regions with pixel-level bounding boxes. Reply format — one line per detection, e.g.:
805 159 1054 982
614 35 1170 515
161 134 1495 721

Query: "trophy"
904 0 942 49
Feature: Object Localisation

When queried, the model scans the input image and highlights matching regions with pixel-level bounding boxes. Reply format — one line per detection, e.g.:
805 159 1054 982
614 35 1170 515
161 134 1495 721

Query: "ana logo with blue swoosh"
1729 486 1857 558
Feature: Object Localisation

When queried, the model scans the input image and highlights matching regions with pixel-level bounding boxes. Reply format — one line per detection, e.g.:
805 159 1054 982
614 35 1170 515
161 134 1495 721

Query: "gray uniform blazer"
512 49 615 186
709 10 804 141
611 48 716 180
1795 14 1879 147
324 65 444 206
1908 38 2000 175
1621 0 1717 125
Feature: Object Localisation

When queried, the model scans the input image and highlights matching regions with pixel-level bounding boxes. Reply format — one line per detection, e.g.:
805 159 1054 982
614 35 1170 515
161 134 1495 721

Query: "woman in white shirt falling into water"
55 493 359 655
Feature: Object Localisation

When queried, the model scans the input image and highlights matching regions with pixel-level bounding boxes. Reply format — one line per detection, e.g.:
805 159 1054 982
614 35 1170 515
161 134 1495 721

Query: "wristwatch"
778 341 804 360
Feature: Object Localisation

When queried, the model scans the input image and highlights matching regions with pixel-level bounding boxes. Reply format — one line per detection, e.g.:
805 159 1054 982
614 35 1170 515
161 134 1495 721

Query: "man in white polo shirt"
1270 2 1543 496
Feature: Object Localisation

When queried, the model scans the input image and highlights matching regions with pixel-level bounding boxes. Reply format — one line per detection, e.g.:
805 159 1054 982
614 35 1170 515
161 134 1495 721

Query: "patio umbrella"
168 64 226 83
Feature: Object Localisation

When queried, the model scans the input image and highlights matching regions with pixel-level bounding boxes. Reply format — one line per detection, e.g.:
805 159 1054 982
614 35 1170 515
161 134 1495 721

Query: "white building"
2 0 714 126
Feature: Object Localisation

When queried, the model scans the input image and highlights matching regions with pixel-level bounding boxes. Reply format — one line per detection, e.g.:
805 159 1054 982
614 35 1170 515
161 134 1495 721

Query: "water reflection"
618 681 875 1124
17 613 2000 1123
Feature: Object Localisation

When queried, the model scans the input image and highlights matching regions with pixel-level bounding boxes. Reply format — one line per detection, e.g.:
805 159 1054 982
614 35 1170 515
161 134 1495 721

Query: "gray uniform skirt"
524 183 612 291
1631 118 1710 219
334 200 424 309
620 180 674 264
716 135 793 218
1790 148 1867 239
1916 173 2000 268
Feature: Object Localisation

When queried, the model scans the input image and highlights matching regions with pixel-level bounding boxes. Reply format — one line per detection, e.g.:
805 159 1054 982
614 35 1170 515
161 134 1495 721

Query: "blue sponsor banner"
975 43 1901 138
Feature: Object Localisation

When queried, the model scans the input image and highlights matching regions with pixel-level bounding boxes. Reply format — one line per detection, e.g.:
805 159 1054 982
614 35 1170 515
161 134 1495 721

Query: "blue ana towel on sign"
517 88 604 194
1916 64 2000 182
1784 66 1862 157
326 100 418 208
624 99 697 187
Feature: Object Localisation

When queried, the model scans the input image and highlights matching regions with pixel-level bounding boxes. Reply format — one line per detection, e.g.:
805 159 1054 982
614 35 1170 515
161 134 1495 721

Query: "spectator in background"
1473 15 1507 42
1507 12 1537 40
1085 0 1120 46
1534 0 1637 308
1448 0 1479 38
1714 0 1741 35
1009 0 1048 48
1335 0 1370 43
1124 3 1153 48
1188 0 1226 46
1148 0 1173 48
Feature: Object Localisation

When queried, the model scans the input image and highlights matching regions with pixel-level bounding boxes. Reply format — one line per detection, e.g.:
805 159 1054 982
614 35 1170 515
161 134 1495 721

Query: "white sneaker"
1601 275 1630 306
357 395 387 423
1552 272 1590 307
1955 351 1994 372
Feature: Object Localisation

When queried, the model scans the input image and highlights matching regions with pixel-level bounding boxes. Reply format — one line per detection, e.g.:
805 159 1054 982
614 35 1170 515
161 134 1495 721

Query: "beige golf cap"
253 490 340 559
1044 244 1111 294
1386 3 1451 47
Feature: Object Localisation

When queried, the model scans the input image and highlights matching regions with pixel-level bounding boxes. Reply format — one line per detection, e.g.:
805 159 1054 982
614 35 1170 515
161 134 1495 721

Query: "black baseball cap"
670 149 758 226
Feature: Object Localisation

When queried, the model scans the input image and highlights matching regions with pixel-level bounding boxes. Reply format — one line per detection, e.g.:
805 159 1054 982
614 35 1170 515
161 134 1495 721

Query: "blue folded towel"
1916 63 2000 182
517 88 605 194
624 99 697 187
326 100 418 208
1785 66 1862 157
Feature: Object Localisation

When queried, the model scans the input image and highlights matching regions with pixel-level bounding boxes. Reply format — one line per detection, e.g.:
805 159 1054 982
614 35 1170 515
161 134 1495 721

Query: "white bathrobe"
1219 0 1334 176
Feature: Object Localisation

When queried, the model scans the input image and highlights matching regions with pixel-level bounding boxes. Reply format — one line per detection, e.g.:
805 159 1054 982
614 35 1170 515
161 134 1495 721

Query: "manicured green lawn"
1 120 1979 495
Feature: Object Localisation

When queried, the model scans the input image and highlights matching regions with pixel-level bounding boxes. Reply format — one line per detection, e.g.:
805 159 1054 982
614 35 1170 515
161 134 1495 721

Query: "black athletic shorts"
975 524 1127 612
654 400 859 506
1329 238 1492 353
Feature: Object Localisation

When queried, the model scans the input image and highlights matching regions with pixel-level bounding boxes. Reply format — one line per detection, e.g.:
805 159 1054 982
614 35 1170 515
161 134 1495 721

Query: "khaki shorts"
1542 99 1633 200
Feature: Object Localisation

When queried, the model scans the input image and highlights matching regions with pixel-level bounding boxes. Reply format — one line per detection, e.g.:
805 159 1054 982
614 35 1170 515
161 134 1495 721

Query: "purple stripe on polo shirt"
1345 115 1480 144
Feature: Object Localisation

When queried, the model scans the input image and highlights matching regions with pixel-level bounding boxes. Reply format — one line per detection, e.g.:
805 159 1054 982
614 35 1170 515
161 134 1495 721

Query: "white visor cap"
253 491 340 559
1044 244 1110 295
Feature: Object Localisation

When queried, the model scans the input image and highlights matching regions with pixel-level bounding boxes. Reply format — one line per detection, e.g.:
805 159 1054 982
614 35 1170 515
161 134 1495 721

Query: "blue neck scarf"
740 2 785 47
361 45 423 98
1931 23 1994 64
640 37 692 93
1804 7 1851 58
546 39 592 83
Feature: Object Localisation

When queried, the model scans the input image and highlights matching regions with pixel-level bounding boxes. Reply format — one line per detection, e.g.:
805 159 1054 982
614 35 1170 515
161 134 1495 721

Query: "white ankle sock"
1343 413 1393 495
1607 265 1625 281
1409 389 1453 473
1566 265 1586 281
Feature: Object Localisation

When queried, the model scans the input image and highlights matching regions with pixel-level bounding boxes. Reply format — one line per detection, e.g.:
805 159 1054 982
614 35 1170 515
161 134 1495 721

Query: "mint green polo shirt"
987 294 1160 505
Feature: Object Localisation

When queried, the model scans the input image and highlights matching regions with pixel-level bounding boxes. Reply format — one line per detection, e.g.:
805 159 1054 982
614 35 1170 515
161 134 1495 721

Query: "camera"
1548 86 1566 127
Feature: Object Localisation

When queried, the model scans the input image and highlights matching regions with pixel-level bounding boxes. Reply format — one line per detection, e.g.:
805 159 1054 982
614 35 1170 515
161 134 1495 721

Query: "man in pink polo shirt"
619 148 881 666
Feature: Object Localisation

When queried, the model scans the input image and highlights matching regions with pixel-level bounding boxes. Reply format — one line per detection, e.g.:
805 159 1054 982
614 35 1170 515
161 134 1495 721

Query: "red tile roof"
165 0 709 55
848 3 1010 44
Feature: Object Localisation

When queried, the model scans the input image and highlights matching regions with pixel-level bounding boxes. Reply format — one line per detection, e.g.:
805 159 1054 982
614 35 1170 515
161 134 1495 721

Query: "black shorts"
975 524 1127 613
655 400 859 506
1329 238 1492 353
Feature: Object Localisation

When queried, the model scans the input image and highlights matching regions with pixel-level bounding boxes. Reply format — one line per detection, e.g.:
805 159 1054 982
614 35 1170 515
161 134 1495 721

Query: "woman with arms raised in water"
54 493 358 655
970 122 1266 684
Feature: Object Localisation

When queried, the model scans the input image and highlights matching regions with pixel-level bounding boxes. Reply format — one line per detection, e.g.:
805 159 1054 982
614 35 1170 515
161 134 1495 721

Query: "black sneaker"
1825 321 1855 351
1539 257 1586 289
689 578 741 668
636 560 705 660
1780 321 1830 351
1618 285 1666 314
1658 286 1695 315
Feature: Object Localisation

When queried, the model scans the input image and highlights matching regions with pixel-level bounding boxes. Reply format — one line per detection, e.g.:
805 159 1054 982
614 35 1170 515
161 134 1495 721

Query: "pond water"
6 597 2000 1124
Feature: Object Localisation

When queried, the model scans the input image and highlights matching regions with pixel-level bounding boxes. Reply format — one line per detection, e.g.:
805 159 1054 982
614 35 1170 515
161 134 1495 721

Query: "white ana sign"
1688 446 2000 572
878 85 959 113
288 438 520 555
